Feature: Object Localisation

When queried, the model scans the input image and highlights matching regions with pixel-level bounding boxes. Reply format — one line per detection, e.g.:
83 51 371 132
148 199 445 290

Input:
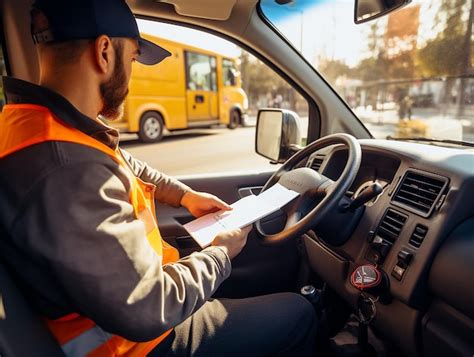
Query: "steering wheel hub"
279 168 330 195
255 133 362 245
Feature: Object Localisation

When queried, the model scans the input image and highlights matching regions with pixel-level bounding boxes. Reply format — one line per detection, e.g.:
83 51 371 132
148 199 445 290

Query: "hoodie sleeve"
12 162 231 341
119 149 190 207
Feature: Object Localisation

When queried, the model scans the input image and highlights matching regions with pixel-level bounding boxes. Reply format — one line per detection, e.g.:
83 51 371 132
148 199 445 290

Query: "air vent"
409 224 428 248
392 170 447 217
308 155 325 172
376 209 408 243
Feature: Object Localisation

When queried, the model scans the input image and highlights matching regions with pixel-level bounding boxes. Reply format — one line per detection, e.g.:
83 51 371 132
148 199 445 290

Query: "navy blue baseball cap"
31 0 171 65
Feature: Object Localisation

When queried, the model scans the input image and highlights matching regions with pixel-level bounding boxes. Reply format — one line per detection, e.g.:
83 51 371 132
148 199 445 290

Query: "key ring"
358 293 377 325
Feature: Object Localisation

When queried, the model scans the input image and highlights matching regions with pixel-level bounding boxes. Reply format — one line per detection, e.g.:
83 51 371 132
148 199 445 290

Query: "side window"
186 52 216 91
240 51 309 130
127 20 309 176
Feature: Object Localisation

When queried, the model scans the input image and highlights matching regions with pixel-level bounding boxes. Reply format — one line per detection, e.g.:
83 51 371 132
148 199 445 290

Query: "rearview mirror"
255 109 301 163
354 0 411 24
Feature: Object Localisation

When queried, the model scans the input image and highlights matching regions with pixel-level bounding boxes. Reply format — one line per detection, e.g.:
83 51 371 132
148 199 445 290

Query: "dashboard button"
397 250 413 267
373 240 391 257
392 265 405 281
415 226 428 235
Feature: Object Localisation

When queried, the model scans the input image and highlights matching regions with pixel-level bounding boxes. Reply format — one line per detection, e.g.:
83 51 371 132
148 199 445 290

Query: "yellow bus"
111 33 248 142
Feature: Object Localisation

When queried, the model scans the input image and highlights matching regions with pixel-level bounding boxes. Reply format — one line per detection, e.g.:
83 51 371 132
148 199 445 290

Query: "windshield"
261 0 474 143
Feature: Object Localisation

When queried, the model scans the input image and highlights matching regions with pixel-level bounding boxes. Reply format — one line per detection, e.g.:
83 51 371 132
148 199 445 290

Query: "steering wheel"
255 133 361 245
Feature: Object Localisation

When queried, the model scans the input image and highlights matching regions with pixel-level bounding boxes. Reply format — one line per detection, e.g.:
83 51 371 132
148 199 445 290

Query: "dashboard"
303 139 474 357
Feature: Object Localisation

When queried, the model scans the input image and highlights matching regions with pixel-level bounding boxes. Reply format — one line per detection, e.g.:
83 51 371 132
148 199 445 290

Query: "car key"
357 293 377 350
358 293 377 324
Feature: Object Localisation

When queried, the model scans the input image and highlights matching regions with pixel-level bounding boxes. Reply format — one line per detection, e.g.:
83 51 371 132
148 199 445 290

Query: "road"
121 127 276 176
121 114 473 177
357 107 474 142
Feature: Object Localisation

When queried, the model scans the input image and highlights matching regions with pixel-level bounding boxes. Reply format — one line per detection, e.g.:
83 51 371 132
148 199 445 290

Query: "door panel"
186 91 210 120
209 91 219 118
156 171 302 298
185 52 218 121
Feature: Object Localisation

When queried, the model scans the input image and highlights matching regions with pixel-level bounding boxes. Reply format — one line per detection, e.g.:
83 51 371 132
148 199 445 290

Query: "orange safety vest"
0 104 180 356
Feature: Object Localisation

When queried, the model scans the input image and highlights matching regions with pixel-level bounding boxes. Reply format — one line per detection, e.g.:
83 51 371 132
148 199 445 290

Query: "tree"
239 51 294 111
459 0 473 115
357 22 389 81
417 0 473 114
352 8 421 109
318 59 352 83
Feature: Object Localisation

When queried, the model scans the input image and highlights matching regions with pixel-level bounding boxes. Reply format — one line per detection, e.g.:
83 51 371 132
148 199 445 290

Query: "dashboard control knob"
344 182 384 212
301 285 316 296
300 285 321 308
372 240 391 258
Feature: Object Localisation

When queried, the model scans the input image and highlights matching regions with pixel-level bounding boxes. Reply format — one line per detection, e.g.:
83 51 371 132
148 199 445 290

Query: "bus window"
223 58 237 86
186 52 216 92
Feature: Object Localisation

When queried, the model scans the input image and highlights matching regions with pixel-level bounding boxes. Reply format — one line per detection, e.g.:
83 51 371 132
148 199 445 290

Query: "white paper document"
183 183 299 248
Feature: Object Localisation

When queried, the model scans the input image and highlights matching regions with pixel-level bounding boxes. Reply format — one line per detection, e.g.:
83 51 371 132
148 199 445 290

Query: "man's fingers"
213 226 250 259
241 225 252 234
213 197 232 211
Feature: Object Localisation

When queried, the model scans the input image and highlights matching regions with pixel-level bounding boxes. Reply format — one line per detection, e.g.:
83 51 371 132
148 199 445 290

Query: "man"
0 0 316 355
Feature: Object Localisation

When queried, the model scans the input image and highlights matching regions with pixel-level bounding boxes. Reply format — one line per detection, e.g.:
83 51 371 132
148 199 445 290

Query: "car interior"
0 0 473 356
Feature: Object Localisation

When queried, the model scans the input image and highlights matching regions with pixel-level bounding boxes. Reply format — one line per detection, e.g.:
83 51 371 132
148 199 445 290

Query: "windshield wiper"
386 136 474 148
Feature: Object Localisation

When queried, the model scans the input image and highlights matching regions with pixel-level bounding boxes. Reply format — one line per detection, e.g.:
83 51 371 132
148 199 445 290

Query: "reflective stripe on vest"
0 104 180 356
62 326 113 357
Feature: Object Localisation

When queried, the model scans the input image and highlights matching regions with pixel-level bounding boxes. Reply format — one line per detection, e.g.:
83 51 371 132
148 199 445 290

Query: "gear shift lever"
340 182 383 212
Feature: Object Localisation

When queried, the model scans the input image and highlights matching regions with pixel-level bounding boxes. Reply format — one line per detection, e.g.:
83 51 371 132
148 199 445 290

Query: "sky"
261 0 366 67
137 2 364 67
137 19 240 58
137 0 373 68
138 0 440 69
262 0 441 67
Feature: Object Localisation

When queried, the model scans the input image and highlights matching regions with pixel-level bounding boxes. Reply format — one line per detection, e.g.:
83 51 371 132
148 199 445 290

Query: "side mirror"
354 0 411 24
255 109 301 163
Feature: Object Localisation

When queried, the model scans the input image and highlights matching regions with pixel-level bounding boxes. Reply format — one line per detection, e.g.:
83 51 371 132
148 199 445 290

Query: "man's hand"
180 190 232 217
212 226 252 259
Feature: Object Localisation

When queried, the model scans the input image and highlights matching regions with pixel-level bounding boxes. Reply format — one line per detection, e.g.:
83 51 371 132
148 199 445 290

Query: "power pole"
457 0 473 117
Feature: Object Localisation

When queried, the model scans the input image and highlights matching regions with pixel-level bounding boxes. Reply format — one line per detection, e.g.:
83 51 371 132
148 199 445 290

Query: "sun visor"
155 0 237 20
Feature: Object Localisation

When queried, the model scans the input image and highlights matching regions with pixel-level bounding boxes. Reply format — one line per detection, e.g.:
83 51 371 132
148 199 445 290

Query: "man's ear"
94 35 114 75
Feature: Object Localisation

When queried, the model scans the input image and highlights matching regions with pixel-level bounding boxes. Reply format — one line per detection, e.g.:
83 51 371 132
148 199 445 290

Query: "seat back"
0 262 64 356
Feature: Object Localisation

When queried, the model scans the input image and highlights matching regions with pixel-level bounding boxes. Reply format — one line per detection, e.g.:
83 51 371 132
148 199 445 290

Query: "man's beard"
99 43 129 120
